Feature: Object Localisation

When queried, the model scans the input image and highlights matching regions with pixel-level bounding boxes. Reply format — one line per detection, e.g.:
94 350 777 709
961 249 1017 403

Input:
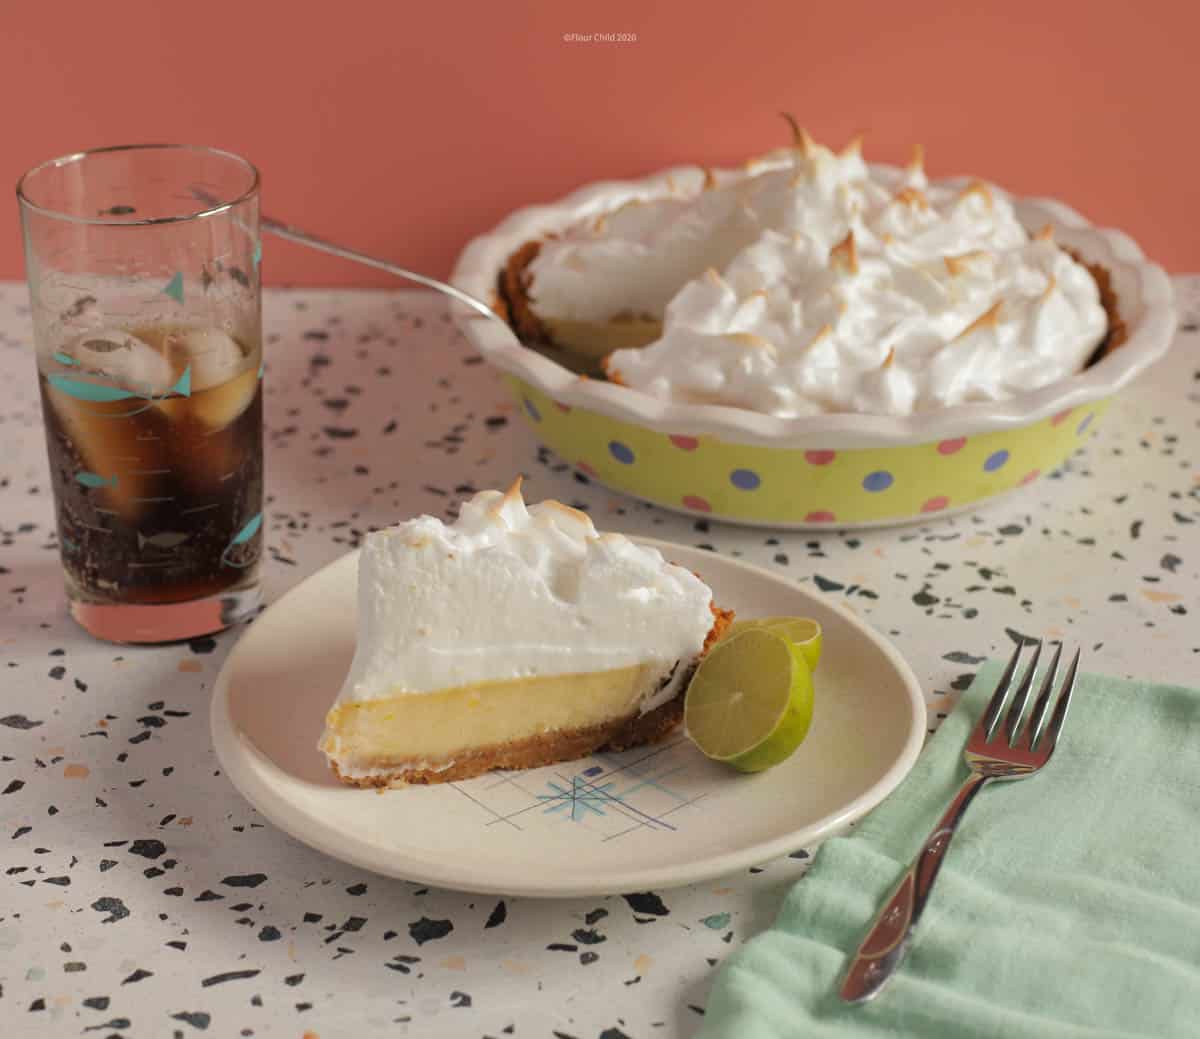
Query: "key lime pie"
320 480 733 786
498 121 1124 413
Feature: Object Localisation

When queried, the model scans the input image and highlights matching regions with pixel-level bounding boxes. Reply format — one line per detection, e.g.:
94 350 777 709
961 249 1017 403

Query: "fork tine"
1025 642 1063 750
981 641 1024 741
1003 640 1042 746
1040 648 1081 757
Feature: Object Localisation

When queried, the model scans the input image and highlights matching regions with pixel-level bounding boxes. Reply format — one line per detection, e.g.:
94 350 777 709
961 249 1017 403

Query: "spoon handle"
260 216 506 326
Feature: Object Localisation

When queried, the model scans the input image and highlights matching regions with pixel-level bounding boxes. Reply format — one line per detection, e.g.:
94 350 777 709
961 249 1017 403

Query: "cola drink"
39 323 263 607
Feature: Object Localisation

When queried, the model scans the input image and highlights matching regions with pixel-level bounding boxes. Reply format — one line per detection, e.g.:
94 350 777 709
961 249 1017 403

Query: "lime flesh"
684 628 815 773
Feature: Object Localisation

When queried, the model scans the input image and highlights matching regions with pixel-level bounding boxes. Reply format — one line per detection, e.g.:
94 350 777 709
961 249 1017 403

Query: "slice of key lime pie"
320 480 732 786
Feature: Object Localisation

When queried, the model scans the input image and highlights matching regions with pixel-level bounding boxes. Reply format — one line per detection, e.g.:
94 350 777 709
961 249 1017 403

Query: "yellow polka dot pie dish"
451 127 1175 528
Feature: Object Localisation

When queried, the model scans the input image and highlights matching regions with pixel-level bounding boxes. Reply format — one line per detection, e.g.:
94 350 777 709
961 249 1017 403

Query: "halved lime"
684 628 815 773
721 616 823 672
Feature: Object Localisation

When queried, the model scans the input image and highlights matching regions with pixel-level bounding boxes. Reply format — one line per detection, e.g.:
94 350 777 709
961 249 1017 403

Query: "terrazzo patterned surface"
1 277 1197 1038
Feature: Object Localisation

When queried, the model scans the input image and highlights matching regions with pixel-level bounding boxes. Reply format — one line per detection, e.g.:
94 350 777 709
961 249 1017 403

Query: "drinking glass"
17 144 263 643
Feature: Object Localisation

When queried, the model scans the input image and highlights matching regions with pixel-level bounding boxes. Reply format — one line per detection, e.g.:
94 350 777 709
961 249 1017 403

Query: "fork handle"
839 772 990 1003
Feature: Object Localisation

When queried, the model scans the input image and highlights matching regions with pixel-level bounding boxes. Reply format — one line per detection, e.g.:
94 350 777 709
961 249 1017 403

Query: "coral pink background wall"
4 1 1196 286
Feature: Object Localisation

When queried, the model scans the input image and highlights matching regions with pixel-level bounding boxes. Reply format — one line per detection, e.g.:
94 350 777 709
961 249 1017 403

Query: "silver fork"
839 639 1080 1004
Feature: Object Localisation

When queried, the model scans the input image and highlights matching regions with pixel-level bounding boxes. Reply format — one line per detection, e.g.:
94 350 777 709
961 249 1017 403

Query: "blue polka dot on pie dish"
730 468 761 490
862 470 894 492
984 449 1009 472
608 441 635 464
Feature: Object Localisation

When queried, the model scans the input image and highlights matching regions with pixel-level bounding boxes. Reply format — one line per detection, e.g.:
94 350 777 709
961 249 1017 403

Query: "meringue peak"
779 112 816 157
830 231 860 274
953 300 1004 341
728 331 775 352
943 250 989 276
958 180 994 210
894 186 930 210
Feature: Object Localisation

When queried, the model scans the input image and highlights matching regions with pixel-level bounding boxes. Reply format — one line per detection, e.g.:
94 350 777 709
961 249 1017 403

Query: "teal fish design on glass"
257 357 265 380
221 511 263 568
163 271 184 304
253 241 262 269
136 530 191 551
52 351 78 367
47 365 192 411
75 471 118 489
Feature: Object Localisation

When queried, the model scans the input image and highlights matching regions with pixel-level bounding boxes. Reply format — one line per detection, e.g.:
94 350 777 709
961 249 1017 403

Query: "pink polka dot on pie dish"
937 437 966 455
1051 409 1073 426
576 461 597 478
922 496 950 513
1020 469 1041 485
669 435 699 451
682 494 711 512
805 510 836 523
804 450 836 466
554 402 572 413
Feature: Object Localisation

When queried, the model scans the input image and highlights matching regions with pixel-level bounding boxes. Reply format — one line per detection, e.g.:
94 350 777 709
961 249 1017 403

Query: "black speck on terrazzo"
409 917 453 945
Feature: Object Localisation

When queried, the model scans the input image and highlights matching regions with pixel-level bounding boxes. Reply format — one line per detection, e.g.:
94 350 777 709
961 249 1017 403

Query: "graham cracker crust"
1062 247 1127 363
496 239 547 347
331 604 734 788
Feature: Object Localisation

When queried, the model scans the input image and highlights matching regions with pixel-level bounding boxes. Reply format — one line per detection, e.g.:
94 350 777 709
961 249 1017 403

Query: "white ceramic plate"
211 540 925 897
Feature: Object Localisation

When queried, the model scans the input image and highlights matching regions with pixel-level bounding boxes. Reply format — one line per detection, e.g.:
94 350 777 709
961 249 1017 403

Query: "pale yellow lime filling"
321 664 662 767
540 315 663 362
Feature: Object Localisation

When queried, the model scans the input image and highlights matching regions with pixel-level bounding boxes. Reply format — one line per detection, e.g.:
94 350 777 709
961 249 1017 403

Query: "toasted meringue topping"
526 130 1107 417
607 229 1106 417
526 128 878 322
336 486 714 706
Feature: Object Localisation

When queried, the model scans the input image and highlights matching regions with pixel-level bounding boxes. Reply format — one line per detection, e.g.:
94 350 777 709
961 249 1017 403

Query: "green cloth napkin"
700 660 1200 1038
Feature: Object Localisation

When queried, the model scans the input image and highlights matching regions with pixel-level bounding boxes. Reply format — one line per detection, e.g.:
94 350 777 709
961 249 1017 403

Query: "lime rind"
721 616 822 672
726 640 814 773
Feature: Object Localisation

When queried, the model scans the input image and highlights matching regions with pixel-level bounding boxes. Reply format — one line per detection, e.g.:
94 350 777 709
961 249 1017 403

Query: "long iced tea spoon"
259 216 509 329
187 185 509 332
